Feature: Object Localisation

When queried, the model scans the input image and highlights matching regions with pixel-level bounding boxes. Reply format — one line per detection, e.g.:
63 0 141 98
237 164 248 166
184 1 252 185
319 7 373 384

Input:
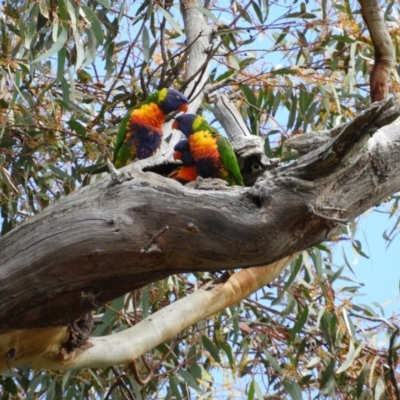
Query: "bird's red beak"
172 120 179 130
178 103 189 113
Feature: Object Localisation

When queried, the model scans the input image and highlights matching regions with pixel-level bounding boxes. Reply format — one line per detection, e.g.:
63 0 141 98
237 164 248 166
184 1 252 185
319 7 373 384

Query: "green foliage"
1 0 400 398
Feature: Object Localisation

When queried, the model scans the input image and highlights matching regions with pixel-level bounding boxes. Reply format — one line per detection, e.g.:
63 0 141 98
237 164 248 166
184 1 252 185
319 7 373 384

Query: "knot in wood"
186 222 200 233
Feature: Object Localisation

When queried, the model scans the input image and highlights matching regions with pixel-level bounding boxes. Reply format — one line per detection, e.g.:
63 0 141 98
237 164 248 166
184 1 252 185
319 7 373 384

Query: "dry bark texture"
1 99 400 333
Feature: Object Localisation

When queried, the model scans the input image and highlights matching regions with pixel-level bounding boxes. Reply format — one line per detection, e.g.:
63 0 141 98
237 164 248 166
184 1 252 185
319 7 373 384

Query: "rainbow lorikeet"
169 165 198 184
113 88 189 168
169 139 198 184
173 138 195 165
172 114 244 186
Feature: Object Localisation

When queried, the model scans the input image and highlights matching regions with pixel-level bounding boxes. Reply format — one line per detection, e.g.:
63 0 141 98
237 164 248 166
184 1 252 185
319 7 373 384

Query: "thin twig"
204 76 236 94
139 62 149 98
162 32 204 90
92 17 146 126
159 18 168 86
92 62 100 83
231 89 289 136
347 310 396 330
5 348 16 373
136 23 203 91
129 359 153 386
104 381 120 400
179 38 222 98
111 367 135 400
229 0 253 27
141 226 169 253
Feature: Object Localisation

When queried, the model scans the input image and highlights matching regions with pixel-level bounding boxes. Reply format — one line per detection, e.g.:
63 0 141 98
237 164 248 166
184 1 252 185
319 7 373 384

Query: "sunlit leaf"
337 340 363 374
195 6 219 24
306 356 321 369
374 376 385 400
159 7 184 35
228 55 241 71
342 308 355 338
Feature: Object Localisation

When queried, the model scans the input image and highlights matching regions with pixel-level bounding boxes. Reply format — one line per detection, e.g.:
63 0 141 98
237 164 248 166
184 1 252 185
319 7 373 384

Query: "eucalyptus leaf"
33 27 68 63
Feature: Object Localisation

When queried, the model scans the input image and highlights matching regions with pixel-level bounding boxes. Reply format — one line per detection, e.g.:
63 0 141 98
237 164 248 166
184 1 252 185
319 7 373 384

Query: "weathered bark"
1 98 400 333
0 256 295 372
285 123 346 155
359 0 394 102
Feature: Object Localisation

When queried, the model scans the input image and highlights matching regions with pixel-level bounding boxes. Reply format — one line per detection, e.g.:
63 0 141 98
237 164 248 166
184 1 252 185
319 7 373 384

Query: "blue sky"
338 208 400 317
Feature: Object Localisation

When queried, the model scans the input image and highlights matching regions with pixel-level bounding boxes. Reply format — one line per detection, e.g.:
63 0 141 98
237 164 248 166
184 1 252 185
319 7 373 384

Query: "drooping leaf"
283 380 303 400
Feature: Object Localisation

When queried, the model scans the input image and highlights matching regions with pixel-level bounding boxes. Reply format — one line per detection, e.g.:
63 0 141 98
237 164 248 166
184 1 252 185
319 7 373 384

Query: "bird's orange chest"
189 131 220 160
129 103 166 129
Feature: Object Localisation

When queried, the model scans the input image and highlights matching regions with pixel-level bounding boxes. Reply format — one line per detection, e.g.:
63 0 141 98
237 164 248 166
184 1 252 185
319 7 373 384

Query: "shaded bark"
0 256 295 372
1 99 400 332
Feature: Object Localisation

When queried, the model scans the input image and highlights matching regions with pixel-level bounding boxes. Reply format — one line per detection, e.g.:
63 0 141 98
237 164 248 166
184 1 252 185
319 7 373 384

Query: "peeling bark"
62 313 94 354
359 0 394 102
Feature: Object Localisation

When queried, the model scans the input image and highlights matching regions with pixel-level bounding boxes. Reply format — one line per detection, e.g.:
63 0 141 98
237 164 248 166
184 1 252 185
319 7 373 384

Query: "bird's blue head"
173 139 194 165
172 114 198 138
158 88 189 114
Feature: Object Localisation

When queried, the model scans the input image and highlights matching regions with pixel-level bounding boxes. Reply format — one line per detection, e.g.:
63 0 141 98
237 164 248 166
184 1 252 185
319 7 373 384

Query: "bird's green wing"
113 91 161 163
112 109 131 164
217 135 244 186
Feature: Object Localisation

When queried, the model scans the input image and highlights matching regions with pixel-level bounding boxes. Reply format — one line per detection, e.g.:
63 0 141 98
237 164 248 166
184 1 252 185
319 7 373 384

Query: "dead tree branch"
1 99 400 332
